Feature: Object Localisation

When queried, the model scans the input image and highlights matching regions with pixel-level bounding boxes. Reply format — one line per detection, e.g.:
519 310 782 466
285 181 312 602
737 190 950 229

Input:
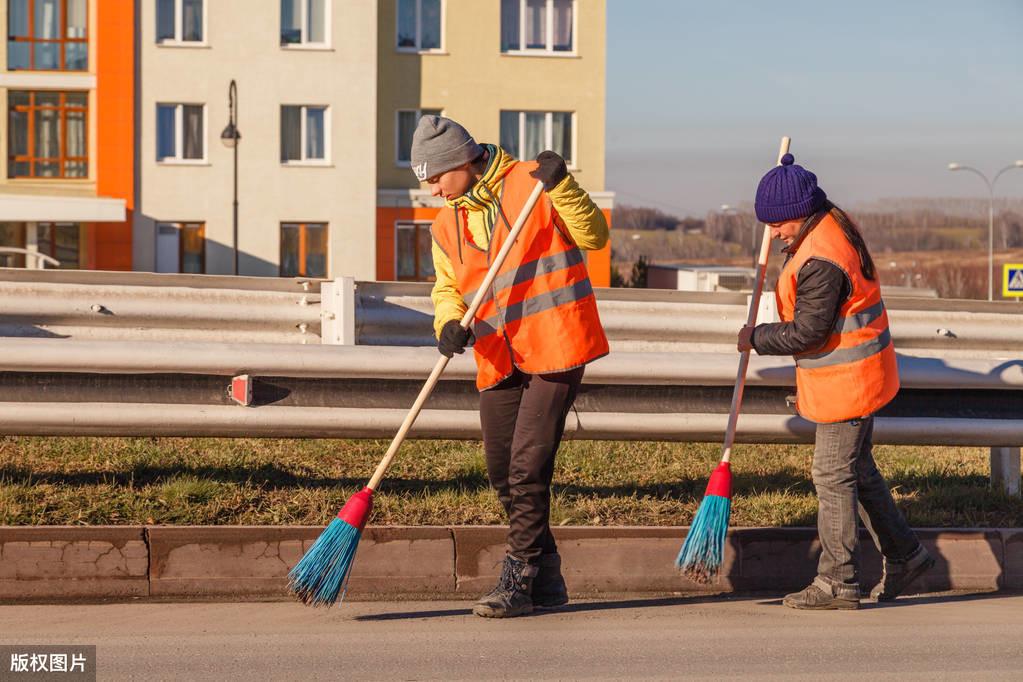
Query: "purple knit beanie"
754 153 827 223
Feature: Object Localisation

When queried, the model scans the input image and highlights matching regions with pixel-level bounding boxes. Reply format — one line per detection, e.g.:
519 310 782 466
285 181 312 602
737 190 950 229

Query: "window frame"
155 0 208 47
155 102 208 164
394 107 442 167
500 109 577 170
36 221 83 269
7 90 90 180
501 0 577 57
280 104 331 166
7 0 90 71
279 222 329 278
394 220 436 282
280 0 332 50
155 221 205 273
395 0 445 54
177 221 205 273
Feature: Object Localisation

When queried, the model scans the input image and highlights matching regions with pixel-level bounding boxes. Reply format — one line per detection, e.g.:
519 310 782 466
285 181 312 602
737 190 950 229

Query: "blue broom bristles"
675 494 731 583
288 517 362 607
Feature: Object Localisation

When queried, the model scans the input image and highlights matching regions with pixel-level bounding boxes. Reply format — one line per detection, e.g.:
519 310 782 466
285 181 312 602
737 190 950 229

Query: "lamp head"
221 123 241 148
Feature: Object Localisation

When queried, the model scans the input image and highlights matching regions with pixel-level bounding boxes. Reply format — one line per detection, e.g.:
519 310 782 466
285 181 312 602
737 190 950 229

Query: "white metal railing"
0 269 1018 493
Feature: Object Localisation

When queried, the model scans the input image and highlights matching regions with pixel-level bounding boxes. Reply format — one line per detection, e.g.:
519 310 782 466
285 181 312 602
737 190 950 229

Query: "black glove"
438 320 474 358
529 150 568 191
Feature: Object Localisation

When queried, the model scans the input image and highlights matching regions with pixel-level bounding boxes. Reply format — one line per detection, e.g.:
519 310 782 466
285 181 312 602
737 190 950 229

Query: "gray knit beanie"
410 116 483 182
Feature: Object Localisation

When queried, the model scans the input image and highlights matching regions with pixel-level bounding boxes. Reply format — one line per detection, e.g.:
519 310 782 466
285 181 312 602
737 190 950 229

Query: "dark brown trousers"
478 366 584 563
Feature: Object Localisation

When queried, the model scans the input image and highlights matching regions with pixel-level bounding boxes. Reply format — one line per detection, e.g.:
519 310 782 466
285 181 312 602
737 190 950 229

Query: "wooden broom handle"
720 137 791 464
367 181 546 490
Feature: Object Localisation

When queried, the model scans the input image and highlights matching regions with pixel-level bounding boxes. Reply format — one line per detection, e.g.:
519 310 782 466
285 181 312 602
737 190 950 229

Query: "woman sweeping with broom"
413 116 609 618
737 154 934 609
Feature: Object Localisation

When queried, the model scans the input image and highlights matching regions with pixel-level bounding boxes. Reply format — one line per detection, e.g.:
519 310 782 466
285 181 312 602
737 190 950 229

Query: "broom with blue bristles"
289 180 547 606
676 136 791 583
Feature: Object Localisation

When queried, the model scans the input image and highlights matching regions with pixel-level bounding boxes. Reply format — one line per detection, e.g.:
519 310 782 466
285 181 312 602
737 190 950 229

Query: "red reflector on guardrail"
229 375 253 407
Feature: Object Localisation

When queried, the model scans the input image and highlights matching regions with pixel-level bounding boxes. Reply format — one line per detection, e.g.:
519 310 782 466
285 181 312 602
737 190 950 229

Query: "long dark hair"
805 201 877 280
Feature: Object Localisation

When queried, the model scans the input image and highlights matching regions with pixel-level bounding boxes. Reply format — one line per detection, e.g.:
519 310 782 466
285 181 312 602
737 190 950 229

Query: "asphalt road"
1 592 1021 680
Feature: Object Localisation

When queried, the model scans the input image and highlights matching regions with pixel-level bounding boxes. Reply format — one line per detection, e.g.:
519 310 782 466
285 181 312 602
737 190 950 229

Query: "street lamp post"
220 80 242 276
947 160 1023 301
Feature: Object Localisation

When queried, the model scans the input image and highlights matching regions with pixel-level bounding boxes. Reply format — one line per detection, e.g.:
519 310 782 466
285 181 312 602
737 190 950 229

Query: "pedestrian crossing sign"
1005 264 1023 298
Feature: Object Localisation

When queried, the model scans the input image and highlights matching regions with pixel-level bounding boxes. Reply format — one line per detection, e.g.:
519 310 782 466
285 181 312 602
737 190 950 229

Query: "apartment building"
2 1 609 282
376 0 612 286
0 0 132 270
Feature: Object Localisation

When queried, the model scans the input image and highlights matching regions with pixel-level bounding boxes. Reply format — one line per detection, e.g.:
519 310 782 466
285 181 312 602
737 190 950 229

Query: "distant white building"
646 264 755 292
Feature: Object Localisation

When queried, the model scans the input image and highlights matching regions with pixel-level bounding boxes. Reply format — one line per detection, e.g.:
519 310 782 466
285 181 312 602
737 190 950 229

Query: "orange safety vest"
431 162 609 391
775 212 899 423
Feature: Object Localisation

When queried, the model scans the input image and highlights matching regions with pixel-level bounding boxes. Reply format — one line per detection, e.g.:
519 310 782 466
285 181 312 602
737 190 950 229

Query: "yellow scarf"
448 145 518 213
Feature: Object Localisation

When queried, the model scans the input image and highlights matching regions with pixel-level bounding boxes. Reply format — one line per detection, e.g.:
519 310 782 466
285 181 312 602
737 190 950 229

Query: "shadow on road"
353 594 741 622
757 589 1007 609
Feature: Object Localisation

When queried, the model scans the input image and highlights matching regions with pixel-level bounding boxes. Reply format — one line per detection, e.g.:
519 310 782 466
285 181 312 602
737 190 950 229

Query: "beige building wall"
377 0 606 192
136 0 378 278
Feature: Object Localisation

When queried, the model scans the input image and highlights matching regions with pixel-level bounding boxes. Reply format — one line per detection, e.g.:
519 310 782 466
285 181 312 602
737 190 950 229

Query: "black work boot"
783 577 859 610
870 545 935 601
473 555 538 618
532 552 569 609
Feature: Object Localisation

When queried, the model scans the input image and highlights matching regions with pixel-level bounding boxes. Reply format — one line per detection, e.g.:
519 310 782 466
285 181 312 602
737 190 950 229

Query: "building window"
501 0 573 54
396 0 442 52
395 108 442 165
37 222 81 268
156 0 205 44
280 223 327 278
281 105 328 164
156 103 205 162
280 0 328 47
8 91 88 179
500 110 573 166
0 223 28 268
156 222 205 273
7 0 88 70
396 222 435 282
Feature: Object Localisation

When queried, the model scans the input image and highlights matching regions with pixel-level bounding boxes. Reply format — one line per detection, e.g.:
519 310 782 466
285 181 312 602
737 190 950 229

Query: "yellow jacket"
430 145 608 337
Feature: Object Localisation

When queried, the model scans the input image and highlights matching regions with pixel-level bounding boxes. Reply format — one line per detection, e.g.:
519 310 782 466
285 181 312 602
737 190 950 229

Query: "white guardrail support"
320 276 356 345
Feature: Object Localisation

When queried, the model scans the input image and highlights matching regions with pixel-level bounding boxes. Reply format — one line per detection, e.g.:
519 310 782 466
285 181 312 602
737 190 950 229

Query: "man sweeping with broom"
411 115 609 618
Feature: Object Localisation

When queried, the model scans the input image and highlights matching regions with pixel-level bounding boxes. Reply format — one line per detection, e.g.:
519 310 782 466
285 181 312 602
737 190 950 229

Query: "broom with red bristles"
676 136 791 583
289 180 546 606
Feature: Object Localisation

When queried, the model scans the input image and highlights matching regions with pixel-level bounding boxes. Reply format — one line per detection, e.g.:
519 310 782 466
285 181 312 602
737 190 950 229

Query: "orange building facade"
0 0 133 270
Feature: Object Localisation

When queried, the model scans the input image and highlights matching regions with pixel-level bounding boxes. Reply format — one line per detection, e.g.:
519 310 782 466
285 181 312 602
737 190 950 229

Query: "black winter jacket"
751 222 852 356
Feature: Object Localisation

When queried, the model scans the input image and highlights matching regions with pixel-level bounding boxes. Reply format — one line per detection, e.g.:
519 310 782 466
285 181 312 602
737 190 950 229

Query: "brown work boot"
870 545 935 601
783 578 859 610
473 555 538 618
532 552 569 608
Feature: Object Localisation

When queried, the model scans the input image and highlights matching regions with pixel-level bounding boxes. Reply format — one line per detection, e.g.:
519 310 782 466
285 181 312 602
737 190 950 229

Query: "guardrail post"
320 276 356 345
990 446 1021 496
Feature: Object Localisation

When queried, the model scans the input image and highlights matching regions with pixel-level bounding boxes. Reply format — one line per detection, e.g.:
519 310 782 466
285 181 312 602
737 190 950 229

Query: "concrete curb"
0 526 1018 601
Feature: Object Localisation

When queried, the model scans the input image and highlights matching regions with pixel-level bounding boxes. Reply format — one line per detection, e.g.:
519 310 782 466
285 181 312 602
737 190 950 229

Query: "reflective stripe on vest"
462 248 585 309
832 299 885 333
795 327 892 369
476 278 594 335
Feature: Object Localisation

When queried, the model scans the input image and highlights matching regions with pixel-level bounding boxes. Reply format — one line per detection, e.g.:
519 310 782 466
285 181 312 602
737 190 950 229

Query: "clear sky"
606 0 1023 216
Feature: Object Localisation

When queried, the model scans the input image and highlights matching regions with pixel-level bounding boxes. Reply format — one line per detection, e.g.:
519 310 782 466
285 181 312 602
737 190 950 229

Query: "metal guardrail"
0 339 1019 445
0 269 1018 492
2 269 1021 355
0 269 322 344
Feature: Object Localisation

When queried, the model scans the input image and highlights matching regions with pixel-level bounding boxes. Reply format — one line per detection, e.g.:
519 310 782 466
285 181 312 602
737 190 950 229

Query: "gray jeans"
812 416 920 598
